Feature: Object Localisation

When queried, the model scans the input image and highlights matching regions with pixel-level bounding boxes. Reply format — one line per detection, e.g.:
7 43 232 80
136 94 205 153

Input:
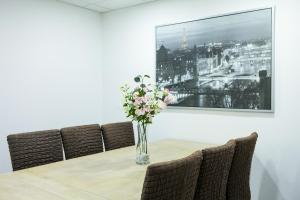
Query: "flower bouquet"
121 75 175 164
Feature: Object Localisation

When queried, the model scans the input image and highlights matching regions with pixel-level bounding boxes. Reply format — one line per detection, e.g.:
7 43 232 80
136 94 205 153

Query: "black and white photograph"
156 8 273 111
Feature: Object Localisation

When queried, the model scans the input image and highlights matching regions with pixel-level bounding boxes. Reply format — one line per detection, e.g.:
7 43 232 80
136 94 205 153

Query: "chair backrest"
141 151 203 200
194 140 236 200
7 129 63 171
226 132 258 200
60 124 103 159
101 121 135 151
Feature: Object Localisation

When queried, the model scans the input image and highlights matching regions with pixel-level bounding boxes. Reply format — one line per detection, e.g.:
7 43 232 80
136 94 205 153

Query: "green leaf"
134 76 141 82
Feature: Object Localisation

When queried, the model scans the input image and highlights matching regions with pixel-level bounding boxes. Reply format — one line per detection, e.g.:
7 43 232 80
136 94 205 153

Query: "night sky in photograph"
156 9 272 51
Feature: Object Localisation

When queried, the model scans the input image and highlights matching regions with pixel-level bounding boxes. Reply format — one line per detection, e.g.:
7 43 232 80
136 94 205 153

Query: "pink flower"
135 109 145 116
143 95 151 104
143 106 151 113
164 94 176 104
133 96 143 106
158 100 167 109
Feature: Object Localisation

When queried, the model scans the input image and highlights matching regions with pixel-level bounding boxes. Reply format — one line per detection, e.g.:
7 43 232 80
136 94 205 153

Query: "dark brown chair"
194 140 236 200
226 132 258 200
60 124 103 159
7 129 63 171
141 151 203 200
101 121 135 151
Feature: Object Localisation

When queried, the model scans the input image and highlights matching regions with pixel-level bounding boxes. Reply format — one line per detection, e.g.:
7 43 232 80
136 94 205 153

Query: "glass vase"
136 122 150 165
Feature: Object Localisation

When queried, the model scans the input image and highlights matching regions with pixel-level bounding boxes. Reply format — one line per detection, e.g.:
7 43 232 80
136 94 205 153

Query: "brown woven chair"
141 151 203 200
101 121 135 151
194 140 236 200
7 129 63 171
226 132 258 200
60 124 103 159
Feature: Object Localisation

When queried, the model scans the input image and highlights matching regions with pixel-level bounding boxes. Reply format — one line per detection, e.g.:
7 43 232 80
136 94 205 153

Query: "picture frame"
155 7 275 112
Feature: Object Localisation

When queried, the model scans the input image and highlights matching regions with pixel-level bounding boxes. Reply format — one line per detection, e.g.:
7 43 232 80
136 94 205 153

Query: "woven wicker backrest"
7 129 63 171
194 140 236 200
60 124 103 159
101 121 135 151
227 132 258 200
141 151 203 200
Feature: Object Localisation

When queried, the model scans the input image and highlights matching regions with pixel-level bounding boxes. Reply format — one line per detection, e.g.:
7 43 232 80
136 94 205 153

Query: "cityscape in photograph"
156 9 272 110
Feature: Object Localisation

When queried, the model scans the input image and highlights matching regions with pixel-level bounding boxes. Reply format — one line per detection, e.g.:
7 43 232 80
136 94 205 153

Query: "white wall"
101 0 300 199
0 0 103 173
0 0 299 199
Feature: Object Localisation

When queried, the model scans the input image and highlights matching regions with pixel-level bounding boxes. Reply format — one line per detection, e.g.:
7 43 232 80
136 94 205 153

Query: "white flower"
156 91 163 99
133 92 139 98
147 114 153 123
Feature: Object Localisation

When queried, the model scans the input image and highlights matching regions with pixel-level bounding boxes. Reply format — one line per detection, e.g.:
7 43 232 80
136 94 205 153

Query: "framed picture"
155 7 274 112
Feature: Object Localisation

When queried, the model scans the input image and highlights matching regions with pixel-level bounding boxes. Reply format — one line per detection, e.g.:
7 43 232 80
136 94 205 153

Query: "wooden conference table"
0 139 215 200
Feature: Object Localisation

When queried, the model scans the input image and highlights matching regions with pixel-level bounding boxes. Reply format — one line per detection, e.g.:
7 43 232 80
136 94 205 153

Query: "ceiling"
58 0 159 13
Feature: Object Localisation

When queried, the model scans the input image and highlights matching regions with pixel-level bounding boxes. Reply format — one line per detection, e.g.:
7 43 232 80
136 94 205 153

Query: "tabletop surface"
0 139 215 200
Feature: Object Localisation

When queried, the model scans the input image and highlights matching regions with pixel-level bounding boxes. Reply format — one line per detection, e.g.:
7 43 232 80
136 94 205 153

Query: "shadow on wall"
292 169 300 200
164 107 275 119
252 156 285 200
0 138 12 173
